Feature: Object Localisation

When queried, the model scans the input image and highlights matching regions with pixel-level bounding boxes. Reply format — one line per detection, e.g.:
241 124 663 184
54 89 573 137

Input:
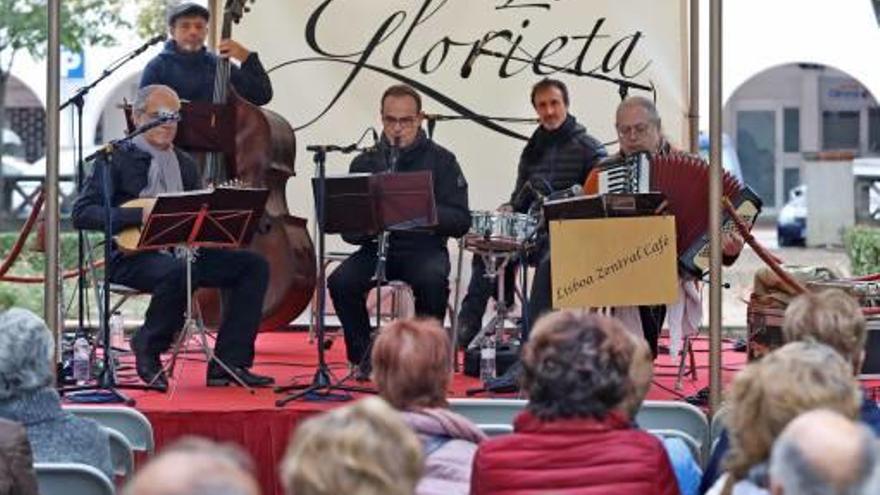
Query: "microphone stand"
60 116 176 404
275 142 375 406
58 35 163 374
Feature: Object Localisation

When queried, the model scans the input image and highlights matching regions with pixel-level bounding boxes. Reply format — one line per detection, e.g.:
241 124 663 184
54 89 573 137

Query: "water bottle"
72 335 91 385
480 335 497 383
109 312 125 350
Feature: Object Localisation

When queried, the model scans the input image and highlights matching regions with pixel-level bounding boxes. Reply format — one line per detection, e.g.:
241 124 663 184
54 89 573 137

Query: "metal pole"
708 0 724 414
689 0 700 153
46 0 62 364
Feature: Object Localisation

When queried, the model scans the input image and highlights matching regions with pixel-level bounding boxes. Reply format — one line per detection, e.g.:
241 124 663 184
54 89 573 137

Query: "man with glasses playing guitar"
72 85 273 392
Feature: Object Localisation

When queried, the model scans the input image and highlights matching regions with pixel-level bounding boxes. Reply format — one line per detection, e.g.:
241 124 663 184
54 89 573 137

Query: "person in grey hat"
140 2 273 105
0 308 112 480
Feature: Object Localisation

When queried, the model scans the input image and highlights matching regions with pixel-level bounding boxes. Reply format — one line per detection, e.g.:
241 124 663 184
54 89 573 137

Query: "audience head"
522 310 645 421
123 436 259 495
0 308 54 400
783 288 866 372
372 318 451 410
724 341 861 481
769 409 877 495
280 397 423 495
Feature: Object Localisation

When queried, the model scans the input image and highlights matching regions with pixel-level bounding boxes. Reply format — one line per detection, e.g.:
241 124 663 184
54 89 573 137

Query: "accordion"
584 151 763 277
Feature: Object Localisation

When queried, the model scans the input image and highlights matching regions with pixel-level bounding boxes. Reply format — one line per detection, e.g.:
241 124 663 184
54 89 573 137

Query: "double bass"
183 0 316 330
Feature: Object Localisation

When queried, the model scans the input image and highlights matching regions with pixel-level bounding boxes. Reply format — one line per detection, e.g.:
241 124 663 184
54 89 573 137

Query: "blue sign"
62 50 85 79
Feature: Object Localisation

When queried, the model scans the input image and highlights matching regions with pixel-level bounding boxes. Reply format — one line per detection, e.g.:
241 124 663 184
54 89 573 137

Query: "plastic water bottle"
72 336 91 385
109 312 125 350
480 336 497 383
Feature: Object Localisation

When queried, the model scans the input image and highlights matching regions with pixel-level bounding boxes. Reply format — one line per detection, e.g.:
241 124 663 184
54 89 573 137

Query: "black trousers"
526 249 666 357
328 246 450 364
110 248 269 368
458 255 516 328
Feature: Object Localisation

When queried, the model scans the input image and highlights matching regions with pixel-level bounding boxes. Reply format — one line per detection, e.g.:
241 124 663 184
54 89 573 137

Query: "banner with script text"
236 0 689 227
550 216 679 308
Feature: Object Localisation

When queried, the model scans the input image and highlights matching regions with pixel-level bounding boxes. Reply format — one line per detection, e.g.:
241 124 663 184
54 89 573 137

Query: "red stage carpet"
112 331 746 495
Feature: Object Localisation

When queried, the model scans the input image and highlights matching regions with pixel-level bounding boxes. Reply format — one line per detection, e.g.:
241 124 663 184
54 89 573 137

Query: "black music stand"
275 169 435 406
137 187 268 391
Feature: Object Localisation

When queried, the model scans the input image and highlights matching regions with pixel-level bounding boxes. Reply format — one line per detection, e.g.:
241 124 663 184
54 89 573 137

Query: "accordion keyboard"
598 152 651 194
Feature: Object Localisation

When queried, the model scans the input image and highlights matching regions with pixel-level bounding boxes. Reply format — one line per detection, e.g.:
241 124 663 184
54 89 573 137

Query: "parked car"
776 158 880 247
777 185 807 246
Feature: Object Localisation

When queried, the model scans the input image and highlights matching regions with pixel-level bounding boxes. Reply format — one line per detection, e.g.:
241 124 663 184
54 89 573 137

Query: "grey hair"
770 420 877 495
122 436 258 495
617 96 661 127
132 84 178 116
0 308 54 399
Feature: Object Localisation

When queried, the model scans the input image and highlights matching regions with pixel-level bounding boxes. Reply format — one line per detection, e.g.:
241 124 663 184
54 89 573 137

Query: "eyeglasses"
616 122 655 138
145 111 181 122
382 115 420 128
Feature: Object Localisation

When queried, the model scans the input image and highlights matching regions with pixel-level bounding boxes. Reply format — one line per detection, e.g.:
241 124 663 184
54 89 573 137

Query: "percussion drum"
464 210 537 252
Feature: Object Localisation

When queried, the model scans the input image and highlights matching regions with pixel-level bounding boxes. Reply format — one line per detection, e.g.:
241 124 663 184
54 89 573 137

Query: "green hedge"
844 226 880 276
0 232 97 314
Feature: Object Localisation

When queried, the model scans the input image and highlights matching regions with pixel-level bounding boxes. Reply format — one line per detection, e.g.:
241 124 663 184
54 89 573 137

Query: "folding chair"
34 463 114 495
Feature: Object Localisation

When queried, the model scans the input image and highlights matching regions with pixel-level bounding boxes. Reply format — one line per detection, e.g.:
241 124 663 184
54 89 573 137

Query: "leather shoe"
206 365 275 387
130 335 168 392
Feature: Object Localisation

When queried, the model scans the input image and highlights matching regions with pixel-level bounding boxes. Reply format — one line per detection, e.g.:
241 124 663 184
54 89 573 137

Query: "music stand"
275 169 435 406
137 186 268 392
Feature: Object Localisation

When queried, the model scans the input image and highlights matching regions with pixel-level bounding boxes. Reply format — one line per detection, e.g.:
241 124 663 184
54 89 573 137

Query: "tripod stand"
275 147 373 406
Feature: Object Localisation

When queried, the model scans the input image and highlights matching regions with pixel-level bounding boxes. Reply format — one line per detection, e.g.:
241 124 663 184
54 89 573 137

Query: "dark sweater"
0 388 112 480
343 131 470 252
140 40 273 105
509 115 607 213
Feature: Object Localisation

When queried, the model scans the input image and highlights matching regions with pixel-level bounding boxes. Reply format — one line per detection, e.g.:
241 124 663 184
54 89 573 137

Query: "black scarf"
521 115 580 162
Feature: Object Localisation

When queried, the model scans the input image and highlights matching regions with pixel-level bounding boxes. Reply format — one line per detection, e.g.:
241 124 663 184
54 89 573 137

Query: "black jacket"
509 115 607 213
140 41 273 105
343 131 470 251
71 145 201 255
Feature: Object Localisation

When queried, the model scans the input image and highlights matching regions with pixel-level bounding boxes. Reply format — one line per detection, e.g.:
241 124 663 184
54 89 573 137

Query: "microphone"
388 136 401 172
148 34 166 46
132 111 180 135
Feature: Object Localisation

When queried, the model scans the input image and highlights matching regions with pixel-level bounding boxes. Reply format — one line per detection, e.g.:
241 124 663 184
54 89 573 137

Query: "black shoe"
206 365 275 387
352 359 372 382
456 318 481 349
130 335 168 392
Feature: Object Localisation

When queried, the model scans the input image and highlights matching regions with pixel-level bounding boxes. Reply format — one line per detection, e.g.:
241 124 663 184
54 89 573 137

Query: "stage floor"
109 331 746 495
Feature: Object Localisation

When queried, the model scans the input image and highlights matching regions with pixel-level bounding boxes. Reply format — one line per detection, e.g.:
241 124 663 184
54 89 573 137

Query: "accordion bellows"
584 152 762 277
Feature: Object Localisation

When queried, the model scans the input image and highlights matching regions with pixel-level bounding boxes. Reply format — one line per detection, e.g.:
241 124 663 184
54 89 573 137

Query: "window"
783 107 800 152
869 107 880 154
822 110 860 150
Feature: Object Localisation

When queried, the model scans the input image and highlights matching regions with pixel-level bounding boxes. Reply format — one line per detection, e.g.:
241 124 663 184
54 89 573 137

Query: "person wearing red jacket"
470 311 679 495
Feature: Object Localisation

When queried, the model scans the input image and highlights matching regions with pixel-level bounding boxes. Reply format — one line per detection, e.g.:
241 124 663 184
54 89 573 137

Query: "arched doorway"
3 75 45 163
723 63 879 212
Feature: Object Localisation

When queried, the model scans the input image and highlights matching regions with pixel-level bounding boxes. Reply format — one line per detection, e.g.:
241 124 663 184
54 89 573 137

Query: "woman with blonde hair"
706 341 862 495
371 318 487 495
280 396 423 495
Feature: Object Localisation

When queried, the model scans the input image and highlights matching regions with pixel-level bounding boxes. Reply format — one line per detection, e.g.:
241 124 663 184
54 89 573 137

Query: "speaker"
463 342 521 378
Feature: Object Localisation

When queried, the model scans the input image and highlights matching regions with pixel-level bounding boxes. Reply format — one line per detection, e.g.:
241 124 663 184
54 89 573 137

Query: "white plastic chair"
102 425 135 481
66 405 155 454
34 462 115 495
636 400 710 464
448 398 527 425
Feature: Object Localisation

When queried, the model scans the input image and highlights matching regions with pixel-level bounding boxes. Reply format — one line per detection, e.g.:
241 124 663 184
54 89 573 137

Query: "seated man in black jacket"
72 84 273 391
328 84 470 379
488 78 607 343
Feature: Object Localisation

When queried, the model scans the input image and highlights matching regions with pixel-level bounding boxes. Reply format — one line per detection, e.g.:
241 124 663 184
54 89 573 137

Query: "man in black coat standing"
328 84 470 379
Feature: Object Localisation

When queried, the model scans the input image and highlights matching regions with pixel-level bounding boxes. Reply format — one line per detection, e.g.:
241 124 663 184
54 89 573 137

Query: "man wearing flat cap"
139 2 273 106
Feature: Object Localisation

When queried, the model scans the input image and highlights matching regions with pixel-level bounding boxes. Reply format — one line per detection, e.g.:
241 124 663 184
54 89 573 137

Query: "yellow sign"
550 216 679 308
